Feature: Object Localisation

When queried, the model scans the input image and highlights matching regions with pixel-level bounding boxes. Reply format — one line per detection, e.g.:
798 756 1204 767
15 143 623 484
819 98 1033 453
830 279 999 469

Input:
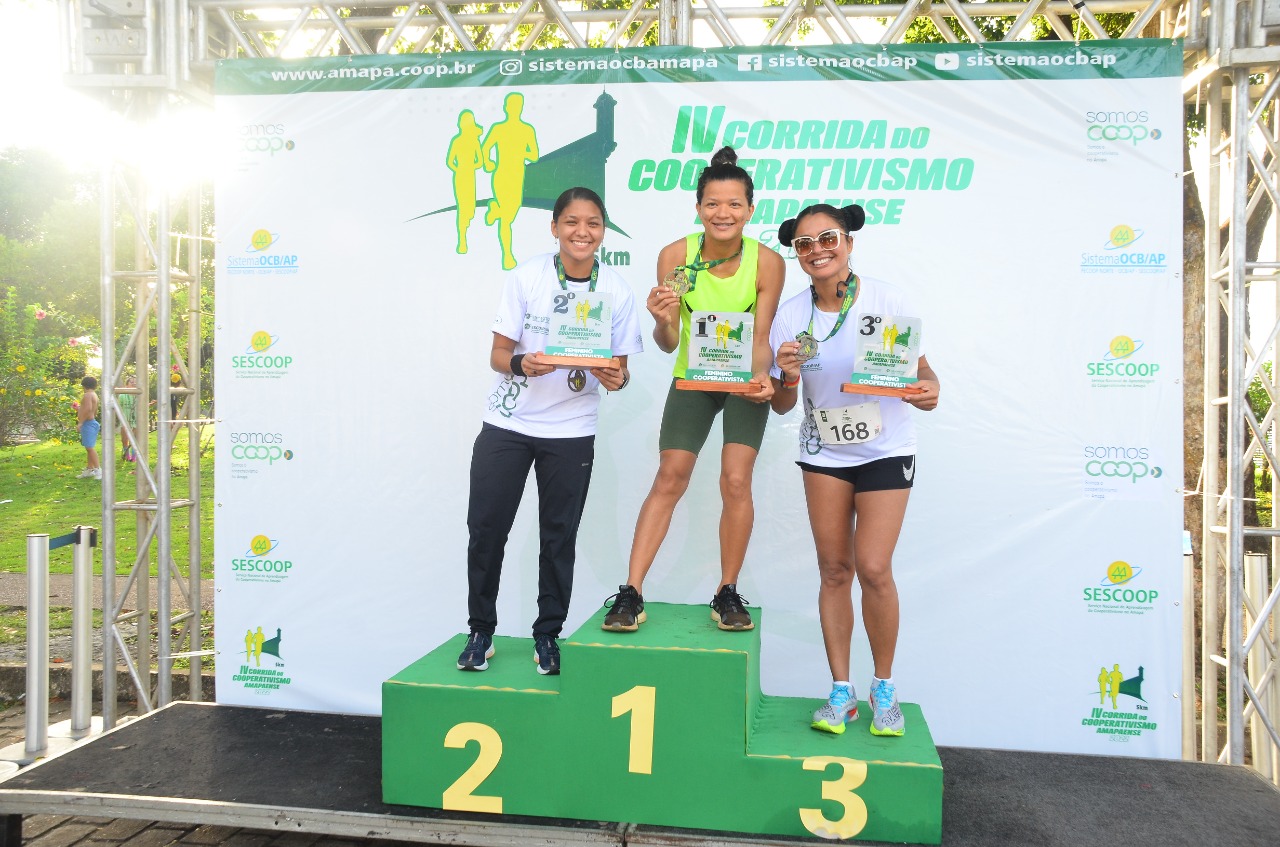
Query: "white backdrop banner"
214 40 1184 757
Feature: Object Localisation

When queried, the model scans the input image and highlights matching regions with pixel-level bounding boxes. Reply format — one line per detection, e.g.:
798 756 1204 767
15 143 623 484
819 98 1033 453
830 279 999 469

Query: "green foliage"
764 0 1133 44
1247 361 1273 423
0 288 89 446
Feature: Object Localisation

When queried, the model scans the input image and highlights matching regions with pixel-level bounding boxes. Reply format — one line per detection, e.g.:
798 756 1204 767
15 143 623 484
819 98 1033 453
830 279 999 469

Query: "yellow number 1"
798 755 869 839
611 684 656 774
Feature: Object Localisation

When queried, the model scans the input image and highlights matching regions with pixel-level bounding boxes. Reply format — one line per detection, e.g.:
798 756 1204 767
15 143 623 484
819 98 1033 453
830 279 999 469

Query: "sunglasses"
792 228 847 256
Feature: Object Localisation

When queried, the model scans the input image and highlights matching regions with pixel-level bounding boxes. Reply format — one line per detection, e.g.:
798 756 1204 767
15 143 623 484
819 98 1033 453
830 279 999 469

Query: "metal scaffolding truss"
57 0 1280 778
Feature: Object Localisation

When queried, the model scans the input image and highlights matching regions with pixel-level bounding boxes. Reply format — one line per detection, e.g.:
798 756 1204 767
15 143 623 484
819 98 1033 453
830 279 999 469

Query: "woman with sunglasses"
601 146 785 633
769 203 939 736
457 186 643 677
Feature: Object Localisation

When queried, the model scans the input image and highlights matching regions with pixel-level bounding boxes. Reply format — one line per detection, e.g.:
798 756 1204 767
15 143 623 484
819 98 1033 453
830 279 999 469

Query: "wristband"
782 373 800 389
620 371 630 390
510 353 527 377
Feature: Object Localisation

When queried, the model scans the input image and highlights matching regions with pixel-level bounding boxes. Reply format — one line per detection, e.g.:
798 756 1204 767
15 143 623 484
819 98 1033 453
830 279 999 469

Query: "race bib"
815 402 882 446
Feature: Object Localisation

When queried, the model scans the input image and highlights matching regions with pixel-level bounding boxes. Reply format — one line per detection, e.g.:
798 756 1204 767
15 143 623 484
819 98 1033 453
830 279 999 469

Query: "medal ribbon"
674 235 743 293
554 254 599 291
802 273 859 342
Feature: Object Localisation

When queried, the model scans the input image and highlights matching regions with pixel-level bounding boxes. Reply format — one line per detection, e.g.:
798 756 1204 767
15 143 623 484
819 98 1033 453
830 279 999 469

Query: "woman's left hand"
592 366 627 392
742 372 775 404
902 379 939 411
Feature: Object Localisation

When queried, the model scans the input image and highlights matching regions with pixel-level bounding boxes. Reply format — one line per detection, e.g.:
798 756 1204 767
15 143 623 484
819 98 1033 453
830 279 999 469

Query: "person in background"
76 376 101 480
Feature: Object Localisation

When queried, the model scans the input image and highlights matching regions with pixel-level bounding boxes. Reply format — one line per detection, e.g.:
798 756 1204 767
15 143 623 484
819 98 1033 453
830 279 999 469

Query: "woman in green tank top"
601 146 785 634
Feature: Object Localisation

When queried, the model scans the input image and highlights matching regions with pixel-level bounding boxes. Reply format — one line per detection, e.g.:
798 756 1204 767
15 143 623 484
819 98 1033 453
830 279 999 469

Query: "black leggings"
466 423 595 638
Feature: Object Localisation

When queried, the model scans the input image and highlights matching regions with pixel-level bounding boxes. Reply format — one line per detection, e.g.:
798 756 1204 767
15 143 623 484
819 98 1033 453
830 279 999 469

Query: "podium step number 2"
383 604 942 844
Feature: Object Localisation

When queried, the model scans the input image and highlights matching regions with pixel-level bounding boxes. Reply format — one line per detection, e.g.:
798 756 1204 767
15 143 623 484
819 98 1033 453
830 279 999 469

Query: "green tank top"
674 235 760 378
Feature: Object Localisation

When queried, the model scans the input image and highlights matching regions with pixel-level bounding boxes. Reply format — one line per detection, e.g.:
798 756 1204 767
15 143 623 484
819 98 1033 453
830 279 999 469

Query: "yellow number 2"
610 685 656 774
798 756 869 839
441 722 503 814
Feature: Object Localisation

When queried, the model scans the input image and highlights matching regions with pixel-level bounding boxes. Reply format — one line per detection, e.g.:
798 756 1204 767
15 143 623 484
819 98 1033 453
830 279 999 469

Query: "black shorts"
797 455 916 492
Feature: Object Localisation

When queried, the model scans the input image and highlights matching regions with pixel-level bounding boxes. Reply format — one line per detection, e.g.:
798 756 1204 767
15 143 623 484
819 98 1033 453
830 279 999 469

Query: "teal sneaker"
869 679 905 736
811 684 858 734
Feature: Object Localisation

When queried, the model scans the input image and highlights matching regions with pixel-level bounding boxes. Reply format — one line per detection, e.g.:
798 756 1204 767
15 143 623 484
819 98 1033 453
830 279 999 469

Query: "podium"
383 604 942 843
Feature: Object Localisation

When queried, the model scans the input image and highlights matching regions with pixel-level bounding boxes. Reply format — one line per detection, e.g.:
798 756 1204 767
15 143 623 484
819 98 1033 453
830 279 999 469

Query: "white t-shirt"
483 253 644 438
769 275 926 468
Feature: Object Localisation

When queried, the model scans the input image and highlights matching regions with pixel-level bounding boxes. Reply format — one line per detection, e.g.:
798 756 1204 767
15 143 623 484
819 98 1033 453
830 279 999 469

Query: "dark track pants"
466 423 595 638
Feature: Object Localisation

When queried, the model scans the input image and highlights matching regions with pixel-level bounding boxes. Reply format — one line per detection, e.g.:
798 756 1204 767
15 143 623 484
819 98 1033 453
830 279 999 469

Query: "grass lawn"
0 427 215 578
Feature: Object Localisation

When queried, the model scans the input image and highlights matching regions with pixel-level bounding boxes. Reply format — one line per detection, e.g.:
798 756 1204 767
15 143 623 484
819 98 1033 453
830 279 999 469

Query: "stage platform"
0 702 1275 846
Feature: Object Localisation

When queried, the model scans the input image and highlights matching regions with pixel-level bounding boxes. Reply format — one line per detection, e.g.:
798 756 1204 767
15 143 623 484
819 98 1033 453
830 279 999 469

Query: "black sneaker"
533 634 560 675
457 630 494 671
710 583 754 631
601 584 646 631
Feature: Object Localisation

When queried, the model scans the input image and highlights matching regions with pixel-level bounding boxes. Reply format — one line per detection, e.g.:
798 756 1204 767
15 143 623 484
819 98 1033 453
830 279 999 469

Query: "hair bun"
710 146 738 167
843 205 866 232
777 218 797 247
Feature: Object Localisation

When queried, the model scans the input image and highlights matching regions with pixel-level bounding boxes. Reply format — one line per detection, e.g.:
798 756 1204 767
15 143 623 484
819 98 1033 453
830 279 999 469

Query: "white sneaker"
91 468 102 480
76 468 94 479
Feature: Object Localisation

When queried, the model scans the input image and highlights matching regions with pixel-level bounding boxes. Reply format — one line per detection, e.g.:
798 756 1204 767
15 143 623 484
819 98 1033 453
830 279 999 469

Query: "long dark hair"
696 146 754 205
552 186 607 222
777 203 865 247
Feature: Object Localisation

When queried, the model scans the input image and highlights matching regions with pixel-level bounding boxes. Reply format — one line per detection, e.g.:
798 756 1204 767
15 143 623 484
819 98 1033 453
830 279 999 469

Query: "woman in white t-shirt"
457 186 644 677
768 203 940 738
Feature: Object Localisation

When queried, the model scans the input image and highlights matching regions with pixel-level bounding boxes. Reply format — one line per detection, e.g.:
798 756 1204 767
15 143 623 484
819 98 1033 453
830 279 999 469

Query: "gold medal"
794 332 819 362
663 268 692 297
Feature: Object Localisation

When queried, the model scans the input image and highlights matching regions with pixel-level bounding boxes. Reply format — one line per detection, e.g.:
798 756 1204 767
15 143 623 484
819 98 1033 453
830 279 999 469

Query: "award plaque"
541 290 621 370
841 313 926 397
676 310 758 393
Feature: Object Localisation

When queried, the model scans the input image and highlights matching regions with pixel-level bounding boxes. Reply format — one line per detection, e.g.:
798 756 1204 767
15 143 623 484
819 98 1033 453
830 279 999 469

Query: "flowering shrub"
0 287 90 446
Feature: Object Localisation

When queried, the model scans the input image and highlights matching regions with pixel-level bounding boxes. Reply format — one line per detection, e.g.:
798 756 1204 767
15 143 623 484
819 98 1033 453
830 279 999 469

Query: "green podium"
382 604 942 843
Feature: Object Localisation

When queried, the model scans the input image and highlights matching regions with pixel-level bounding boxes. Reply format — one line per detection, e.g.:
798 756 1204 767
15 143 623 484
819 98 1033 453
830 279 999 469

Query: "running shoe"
869 679 906 736
710 583 754 631
532 634 560 675
812 684 858 734
602 585 646 631
456 631 494 671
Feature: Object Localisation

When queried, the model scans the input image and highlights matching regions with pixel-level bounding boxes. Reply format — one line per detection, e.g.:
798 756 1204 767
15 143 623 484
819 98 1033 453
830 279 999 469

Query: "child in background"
77 376 101 480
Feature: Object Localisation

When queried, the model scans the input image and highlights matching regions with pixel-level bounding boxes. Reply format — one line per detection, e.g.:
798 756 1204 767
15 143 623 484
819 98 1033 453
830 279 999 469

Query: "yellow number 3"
442 722 503 814
798 756 869 839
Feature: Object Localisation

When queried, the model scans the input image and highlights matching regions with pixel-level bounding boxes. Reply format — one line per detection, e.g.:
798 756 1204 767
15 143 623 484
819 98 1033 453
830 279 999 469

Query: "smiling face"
551 198 605 273
794 211 852 287
695 179 754 247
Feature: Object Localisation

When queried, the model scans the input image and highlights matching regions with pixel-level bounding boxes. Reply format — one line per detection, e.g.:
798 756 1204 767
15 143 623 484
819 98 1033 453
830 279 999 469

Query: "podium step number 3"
383 604 942 844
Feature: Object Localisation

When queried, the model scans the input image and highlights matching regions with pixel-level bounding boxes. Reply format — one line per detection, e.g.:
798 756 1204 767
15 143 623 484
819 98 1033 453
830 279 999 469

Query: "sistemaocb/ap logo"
225 228 300 277
229 534 294 584
1080 225 1167 275
232 625 291 694
1086 335 1161 390
231 331 292 380
228 430 294 481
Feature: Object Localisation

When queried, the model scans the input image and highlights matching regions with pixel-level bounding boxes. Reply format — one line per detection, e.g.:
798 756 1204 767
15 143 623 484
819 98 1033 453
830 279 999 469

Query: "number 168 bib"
815 402 882 446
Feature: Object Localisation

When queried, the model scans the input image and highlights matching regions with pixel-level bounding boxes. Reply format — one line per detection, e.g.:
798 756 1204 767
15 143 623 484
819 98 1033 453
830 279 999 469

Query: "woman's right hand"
775 341 803 386
647 284 680 329
519 350 556 378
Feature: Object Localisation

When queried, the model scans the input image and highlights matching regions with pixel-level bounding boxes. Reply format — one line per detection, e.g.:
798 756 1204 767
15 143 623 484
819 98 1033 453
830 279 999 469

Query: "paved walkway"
0 698 413 847
0 575 216 613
